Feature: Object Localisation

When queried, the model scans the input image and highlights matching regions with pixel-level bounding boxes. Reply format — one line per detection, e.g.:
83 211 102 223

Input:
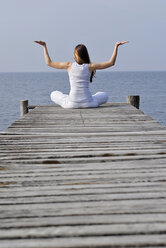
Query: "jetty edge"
20 95 140 116
1 96 166 248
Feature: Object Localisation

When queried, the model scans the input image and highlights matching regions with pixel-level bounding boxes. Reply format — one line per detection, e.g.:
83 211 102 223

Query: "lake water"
0 71 165 131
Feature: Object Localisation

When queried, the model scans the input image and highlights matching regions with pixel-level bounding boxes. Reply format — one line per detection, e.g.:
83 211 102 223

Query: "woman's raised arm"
89 41 129 71
34 41 71 70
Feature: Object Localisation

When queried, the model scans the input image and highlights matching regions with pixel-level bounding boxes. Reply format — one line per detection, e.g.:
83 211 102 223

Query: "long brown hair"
74 44 95 82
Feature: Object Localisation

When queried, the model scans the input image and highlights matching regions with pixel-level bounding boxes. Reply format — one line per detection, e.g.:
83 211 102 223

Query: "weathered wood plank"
1 154 166 165
1 185 166 199
1 165 166 177
0 213 166 228
1 147 166 157
1 235 166 248
1 223 166 239
1 192 166 205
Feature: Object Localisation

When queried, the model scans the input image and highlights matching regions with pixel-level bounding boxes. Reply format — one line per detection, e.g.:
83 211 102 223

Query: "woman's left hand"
34 41 46 46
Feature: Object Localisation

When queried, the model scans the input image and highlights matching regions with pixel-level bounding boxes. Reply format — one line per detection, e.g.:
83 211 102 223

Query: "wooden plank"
1 155 166 165
0 213 166 228
1 223 166 239
1 197 166 215
1 235 166 248
1 192 166 205
1 185 166 199
1 233 166 247
1 164 166 177
0 151 166 160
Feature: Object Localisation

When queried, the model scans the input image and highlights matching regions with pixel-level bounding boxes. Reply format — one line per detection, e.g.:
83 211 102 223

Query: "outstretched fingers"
116 41 129 46
34 41 46 46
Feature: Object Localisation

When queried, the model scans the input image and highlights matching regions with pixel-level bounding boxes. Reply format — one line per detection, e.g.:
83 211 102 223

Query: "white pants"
50 91 109 108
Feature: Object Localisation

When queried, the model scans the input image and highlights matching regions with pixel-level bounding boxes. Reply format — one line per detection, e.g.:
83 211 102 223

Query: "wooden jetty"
0 100 166 248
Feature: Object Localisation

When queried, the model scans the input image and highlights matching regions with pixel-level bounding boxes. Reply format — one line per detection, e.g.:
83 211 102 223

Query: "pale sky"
0 0 166 72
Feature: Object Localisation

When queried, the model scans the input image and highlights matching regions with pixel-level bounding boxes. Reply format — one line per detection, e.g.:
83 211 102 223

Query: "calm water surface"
0 71 165 131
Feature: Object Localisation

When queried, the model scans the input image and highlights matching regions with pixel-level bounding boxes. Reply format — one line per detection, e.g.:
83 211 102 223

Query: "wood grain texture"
0 103 166 247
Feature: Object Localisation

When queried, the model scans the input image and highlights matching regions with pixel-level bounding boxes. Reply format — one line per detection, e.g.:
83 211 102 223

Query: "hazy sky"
0 0 166 72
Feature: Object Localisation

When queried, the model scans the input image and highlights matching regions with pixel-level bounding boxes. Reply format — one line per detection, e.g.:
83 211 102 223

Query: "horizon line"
0 70 166 73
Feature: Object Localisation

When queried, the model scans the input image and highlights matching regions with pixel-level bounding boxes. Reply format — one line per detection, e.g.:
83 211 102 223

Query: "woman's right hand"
34 41 46 46
116 41 129 47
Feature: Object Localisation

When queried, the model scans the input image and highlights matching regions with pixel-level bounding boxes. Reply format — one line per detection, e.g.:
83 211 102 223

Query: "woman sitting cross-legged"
34 40 129 108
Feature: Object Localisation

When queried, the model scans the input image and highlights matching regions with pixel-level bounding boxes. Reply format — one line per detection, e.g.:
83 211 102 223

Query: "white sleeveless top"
68 62 93 103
